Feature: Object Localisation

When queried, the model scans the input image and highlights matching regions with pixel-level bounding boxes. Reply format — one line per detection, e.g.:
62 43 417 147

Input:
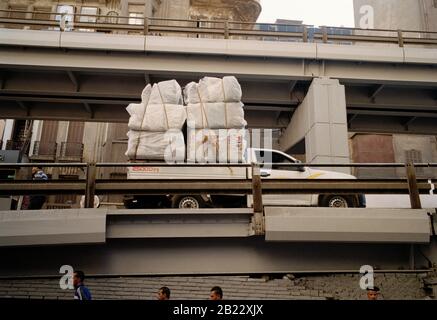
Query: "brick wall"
298 273 429 300
0 273 431 300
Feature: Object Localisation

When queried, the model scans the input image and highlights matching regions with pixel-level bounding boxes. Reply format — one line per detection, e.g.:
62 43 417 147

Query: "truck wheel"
172 195 204 209
320 195 358 208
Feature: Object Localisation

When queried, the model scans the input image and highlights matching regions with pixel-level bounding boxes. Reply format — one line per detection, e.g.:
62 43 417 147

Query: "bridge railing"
0 162 435 215
0 9 437 48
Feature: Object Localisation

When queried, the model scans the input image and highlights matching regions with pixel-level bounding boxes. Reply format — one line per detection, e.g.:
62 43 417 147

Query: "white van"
125 148 364 209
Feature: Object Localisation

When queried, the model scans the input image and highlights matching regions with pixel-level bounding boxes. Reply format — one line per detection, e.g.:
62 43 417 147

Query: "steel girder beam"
1 46 437 85
0 237 429 277
0 66 435 122
349 115 437 135
106 209 253 239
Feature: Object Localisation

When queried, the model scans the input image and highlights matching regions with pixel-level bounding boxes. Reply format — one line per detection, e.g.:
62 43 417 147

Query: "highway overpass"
0 24 436 135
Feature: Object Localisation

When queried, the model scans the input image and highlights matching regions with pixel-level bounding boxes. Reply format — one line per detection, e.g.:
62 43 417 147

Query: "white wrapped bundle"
141 80 183 105
187 129 247 163
141 84 152 105
125 130 185 161
127 103 186 131
186 102 247 129
183 76 242 104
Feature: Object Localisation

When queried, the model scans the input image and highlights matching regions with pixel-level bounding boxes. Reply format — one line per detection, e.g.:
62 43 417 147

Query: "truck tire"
172 195 205 209
319 195 358 208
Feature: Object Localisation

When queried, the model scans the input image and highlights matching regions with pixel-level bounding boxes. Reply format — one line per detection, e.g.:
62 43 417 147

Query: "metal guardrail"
0 9 436 47
0 162 436 216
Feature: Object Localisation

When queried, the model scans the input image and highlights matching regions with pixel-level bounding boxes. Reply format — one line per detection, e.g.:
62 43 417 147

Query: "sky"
258 0 355 27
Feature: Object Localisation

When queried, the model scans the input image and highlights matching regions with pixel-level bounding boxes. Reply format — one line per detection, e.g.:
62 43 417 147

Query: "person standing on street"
28 166 48 210
209 286 223 300
367 286 380 300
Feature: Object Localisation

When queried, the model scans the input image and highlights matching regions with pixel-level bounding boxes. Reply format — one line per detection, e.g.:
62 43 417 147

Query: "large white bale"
127 103 186 131
186 102 246 129
141 80 183 105
187 128 247 163
184 76 242 104
125 130 185 162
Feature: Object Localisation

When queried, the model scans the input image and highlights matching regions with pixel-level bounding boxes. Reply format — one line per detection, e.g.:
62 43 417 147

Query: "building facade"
351 0 437 178
353 0 437 31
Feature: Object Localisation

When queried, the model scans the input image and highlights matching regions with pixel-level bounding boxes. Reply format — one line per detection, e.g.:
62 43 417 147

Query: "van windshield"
255 150 301 171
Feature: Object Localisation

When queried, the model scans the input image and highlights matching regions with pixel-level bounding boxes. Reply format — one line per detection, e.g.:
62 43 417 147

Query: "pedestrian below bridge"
28 166 48 210
73 270 92 301
157 287 171 300
367 286 380 300
209 286 223 300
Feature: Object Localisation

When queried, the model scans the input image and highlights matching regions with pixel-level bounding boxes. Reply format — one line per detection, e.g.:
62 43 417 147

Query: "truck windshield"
255 150 300 171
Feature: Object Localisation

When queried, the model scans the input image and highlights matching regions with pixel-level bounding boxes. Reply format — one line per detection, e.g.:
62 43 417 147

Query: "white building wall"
29 120 42 156
354 0 437 31
1 120 14 150
354 0 423 30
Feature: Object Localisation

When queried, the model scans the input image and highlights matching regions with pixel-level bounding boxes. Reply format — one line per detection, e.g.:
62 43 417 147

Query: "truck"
124 147 365 209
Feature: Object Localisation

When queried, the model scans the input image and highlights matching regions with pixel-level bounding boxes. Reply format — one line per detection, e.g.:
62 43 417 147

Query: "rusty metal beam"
85 163 96 208
406 164 422 209
0 180 86 195
0 179 432 196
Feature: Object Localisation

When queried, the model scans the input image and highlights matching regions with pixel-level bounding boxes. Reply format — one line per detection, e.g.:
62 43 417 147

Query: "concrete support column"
29 120 42 156
279 77 350 174
83 122 106 164
2 120 14 150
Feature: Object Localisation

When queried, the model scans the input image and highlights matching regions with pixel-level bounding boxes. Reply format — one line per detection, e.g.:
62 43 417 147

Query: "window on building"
55 5 75 31
129 12 144 25
106 11 119 24
128 4 144 25
8 5 26 19
32 7 51 20
433 0 437 8
198 20 209 38
31 7 51 30
78 6 98 32
79 7 98 23
7 5 27 29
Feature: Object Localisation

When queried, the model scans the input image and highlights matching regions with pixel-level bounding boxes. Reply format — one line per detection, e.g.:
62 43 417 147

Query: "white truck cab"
125 148 364 209
247 148 361 208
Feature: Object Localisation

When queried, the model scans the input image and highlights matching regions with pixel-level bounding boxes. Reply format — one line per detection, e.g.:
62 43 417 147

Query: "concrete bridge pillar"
279 77 350 174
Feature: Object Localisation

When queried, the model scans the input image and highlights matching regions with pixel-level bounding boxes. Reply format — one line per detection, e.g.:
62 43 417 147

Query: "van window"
255 150 300 171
